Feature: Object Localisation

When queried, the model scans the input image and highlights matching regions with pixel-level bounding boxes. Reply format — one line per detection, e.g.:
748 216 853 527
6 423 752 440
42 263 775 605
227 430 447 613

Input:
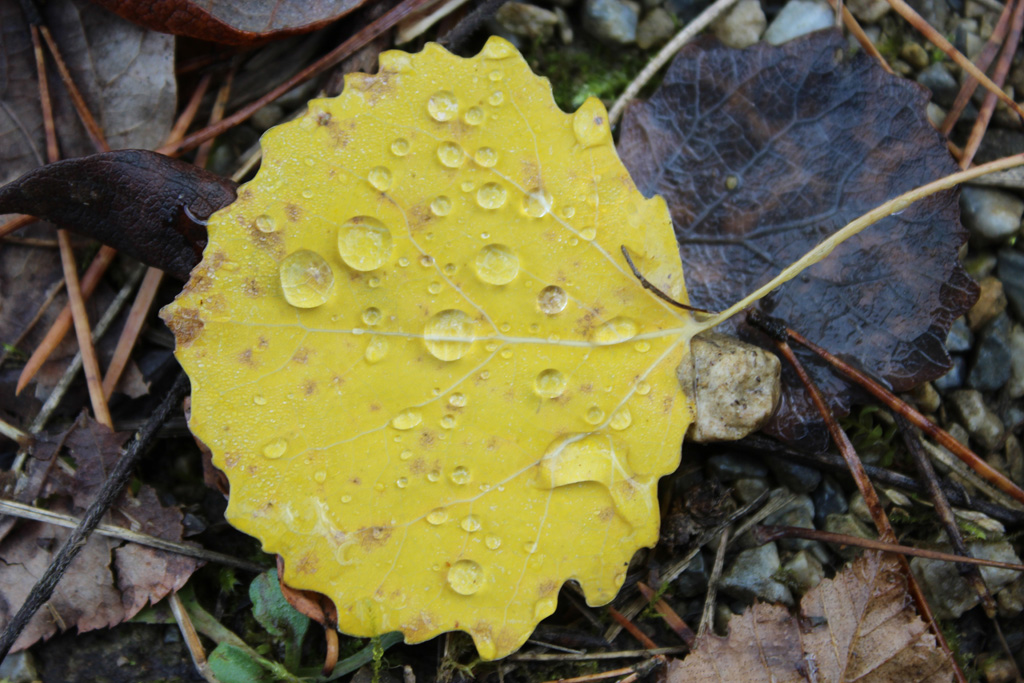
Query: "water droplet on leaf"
337 216 393 271
280 250 334 308
424 309 475 361
447 559 484 595
474 244 519 285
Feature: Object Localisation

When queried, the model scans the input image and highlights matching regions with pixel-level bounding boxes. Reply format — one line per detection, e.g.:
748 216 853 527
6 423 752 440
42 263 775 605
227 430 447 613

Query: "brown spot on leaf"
285 204 301 222
243 279 261 297
160 307 204 347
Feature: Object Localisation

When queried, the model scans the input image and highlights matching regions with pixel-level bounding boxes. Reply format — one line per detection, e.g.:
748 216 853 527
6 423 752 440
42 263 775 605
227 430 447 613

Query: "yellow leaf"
161 37 701 659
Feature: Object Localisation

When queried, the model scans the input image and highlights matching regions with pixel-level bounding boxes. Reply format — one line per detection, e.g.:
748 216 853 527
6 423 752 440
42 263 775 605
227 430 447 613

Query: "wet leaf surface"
0 151 237 280
666 552 953 682
0 417 200 651
162 37 698 660
619 29 977 448
88 0 372 45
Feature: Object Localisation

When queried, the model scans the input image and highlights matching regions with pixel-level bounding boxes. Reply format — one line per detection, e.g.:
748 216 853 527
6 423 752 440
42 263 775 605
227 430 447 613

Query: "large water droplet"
364 336 388 363
537 285 567 314
427 90 458 121
580 226 597 241
476 183 507 209
447 559 484 595
337 216 393 271
610 407 632 430
573 98 610 148
254 214 276 233
367 166 392 191
488 91 504 106
314 470 327 483
450 466 471 485
464 106 484 125
522 188 553 218
592 317 638 345
534 369 567 399
427 508 448 525
437 141 465 168
474 244 519 285
362 307 382 326
440 415 456 429
391 138 410 156
585 406 605 424
279 250 334 308
392 409 422 430
263 437 288 459
485 534 501 550
424 309 475 361
474 147 498 167
449 392 467 407
636 381 651 396
430 196 452 216
461 515 481 532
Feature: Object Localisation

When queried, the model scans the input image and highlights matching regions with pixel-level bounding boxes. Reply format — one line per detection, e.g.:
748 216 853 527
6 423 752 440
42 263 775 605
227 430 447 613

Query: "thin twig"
959 0 1024 167
0 498 262 572
0 215 37 238
39 25 110 152
896 416 999 616
169 592 216 683
697 525 728 638
0 277 63 369
56 231 112 427
608 607 659 650
437 0 507 51
16 245 116 395
511 646 686 662
826 0 892 73
102 267 163 398
636 582 695 648
886 0 1024 122
0 373 189 660
781 323 1024 507
621 246 710 314
940 0 1013 136
755 525 1024 571
608 0 740 125
158 0 435 157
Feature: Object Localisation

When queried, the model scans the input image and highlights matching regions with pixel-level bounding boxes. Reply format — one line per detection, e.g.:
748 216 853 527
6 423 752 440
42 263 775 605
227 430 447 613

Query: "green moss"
521 40 652 111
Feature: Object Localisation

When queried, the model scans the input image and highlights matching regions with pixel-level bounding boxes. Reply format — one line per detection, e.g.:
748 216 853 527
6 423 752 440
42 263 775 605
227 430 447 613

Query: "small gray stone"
967 314 1013 392
911 540 1022 619
900 43 929 70
988 434 1024 488
712 0 765 49
732 477 770 504
673 552 708 598
764 456 821 493
763 0 832 45
966 276 1006 330
496 3 560 40
933 355 967 392
909 381 941 413
720 543 794 605
1007 324 1024 399
780 549 825 595
707 453 768 481
583 0 638 43
824 513 875 560
847 0 889 21
0 652 37 683
946 317 973 353
765 502 818 553
960 186 1024 244
948 389 1005 451
636 7 675 48
812 476 848 527
679 332 781 442
997 248 1024 318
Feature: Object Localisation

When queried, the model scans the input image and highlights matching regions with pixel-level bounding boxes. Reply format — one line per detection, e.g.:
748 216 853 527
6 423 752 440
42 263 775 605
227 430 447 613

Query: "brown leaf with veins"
0 417 200 651
666 552 953 682
619 29 976 449
88 0 372 45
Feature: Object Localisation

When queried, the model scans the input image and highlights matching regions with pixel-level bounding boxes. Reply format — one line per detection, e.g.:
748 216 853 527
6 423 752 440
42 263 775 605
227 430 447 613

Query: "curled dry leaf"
0 417 200 651
666 552 953 682
618 29 976 448
0 150 237 281
89 0 373 45
162 37 699 659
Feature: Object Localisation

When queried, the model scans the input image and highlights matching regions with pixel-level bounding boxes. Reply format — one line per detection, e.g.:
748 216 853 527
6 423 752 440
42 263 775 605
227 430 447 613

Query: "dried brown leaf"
619 30 976 448
88 0 372 45
0 417 200 651
666 552 953 682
